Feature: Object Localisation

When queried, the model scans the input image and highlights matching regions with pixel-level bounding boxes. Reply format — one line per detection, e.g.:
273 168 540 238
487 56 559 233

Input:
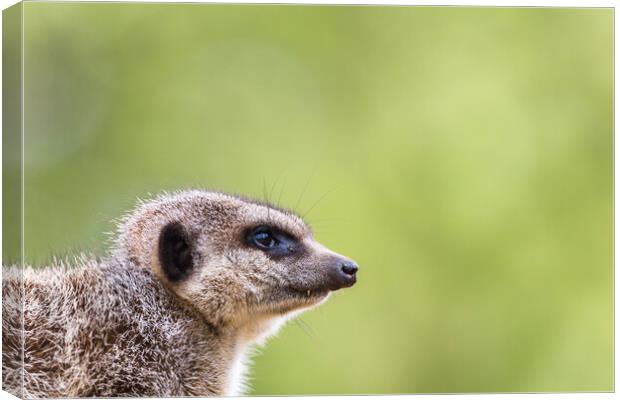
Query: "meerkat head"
115 190 358 334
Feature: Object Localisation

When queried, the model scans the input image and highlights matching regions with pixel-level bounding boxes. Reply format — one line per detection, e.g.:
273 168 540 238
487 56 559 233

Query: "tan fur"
2 190 357 397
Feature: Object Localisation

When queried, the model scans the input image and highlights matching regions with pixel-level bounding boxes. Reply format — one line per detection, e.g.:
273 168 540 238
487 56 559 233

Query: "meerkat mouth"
303 289 329 299
287 286 330 302
262 288 330 315
281 288 332 313
253 286 330 315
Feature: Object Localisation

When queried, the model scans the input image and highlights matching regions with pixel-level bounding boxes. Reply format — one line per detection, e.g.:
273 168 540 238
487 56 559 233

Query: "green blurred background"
7 4 613 394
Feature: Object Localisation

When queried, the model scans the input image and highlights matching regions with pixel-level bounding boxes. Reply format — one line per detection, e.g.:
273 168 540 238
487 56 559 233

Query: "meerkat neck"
86 261 235 395
102 257 278 396
218 315 290 395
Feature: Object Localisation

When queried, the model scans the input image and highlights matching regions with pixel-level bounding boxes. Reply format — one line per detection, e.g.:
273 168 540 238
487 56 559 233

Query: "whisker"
269 171 284 206
262 179 270 222
293 318 317 340
294 167 316 212
308 217 349 224
302 189 333 219
262 178 269 203
277 176 287 209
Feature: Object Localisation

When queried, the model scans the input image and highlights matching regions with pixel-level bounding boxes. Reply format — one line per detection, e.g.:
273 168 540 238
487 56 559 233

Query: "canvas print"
1 3 613 398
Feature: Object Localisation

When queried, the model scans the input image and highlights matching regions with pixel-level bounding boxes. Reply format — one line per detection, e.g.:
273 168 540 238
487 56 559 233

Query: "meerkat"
2 190 358 398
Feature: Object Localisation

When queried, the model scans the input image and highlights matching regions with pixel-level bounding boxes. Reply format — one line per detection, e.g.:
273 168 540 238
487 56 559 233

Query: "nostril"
340 261 358 276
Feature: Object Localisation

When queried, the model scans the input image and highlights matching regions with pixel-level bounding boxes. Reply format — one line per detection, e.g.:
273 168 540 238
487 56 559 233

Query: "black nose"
340 260 358 277
327 259 358 290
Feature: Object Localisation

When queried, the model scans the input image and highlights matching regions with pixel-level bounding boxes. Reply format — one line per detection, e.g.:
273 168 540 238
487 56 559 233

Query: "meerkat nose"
340 260 358 277
327 258 358 290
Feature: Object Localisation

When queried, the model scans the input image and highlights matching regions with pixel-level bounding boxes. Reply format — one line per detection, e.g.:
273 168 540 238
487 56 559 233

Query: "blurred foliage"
8 3 612 394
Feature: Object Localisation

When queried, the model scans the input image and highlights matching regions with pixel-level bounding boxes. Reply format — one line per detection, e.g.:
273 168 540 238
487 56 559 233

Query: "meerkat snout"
244 224 358 292
3 190 358 397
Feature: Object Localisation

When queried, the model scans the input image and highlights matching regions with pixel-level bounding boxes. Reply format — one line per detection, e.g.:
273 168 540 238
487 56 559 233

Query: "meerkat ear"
158 222 194 282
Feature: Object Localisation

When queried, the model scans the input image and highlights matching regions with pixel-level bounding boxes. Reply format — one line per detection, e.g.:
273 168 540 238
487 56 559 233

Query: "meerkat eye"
252 230 278 249
247 226 299 257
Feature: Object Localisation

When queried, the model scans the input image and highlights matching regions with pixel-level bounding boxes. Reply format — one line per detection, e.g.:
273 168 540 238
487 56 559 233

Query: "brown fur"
2 190 357 397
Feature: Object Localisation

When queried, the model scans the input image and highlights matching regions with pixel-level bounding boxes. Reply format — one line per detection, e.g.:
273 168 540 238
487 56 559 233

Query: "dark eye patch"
246 225 301 258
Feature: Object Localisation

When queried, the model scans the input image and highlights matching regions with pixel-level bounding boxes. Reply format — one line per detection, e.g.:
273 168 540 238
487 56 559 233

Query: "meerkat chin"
2 190 358 398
